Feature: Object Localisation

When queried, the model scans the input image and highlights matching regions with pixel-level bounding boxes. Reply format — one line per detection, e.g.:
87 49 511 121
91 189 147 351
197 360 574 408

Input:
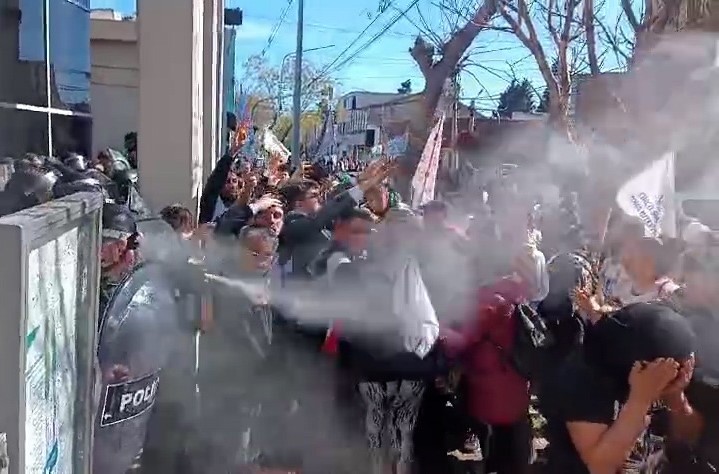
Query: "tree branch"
498 0 556 94
409 36 435 78
433 0 498 77
594 14 631 65
582 0 600 75
548 0 561 46
621 0 640 30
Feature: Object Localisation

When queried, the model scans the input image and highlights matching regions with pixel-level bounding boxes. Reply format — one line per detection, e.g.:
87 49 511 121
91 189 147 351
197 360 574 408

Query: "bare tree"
407 0 499 119
494 0 587 131
241 54 335 130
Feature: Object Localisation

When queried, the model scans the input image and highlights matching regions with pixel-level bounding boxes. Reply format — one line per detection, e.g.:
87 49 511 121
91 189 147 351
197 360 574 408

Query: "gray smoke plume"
134 31 719 472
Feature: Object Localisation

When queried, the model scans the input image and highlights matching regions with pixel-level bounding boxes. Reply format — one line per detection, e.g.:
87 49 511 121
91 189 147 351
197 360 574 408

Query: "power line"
312 2 397 79
323 0 421 76
249 13 418 39
260 0 295 57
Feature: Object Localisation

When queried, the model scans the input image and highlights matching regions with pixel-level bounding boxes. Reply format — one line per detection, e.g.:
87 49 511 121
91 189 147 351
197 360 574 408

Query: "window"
0 0 48 106
51 113 92 158
351 96 357 110
0 107 49 156
48 0 91 111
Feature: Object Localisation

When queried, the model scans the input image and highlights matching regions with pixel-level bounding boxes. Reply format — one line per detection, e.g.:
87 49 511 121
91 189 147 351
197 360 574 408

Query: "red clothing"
442 277 530 426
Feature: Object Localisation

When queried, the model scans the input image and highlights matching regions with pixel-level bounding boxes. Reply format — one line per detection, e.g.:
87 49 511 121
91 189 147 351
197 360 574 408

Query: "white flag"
616 152 676 238
411 115 445 209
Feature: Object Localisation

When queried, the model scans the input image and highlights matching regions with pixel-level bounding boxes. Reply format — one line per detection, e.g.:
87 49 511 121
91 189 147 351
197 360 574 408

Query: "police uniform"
93 205 181 474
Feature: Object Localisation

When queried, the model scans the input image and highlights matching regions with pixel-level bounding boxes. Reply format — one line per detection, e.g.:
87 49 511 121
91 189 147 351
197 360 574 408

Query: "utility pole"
291 0 305 166
451 68 460 170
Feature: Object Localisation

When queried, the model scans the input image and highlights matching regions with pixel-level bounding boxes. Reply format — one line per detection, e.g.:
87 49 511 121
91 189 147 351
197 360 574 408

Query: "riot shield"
93 262 181 474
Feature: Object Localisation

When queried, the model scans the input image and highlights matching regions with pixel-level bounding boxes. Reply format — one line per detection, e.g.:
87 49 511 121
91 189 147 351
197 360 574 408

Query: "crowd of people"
2 128 719 474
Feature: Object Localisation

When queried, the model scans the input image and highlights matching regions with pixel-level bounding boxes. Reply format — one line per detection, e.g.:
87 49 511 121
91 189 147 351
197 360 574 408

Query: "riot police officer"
93 204 182 474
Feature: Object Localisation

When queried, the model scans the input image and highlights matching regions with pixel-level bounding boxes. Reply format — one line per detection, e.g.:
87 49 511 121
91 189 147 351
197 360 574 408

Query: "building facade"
90 10 238 159
89 10 137 157
0 0 92 158
221 25 236 151
335 91 474 160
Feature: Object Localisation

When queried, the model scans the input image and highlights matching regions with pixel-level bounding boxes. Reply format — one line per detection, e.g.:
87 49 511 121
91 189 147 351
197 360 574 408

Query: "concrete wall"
0 192 102 474
137 0 206 213
92 0 223 213
90 18 139 157
202 0 221 184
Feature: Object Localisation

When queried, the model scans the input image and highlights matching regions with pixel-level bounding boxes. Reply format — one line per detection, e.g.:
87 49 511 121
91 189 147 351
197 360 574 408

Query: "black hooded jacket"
198 153 235 224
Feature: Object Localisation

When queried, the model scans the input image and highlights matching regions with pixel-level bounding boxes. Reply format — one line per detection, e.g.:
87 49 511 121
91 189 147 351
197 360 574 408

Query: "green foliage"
272 111 324 147
496 78 537 117
241 54 336 122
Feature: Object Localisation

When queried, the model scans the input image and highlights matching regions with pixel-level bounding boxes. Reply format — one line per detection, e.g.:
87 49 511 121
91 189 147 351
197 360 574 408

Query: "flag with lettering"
616 152 676 238
411 115 445 209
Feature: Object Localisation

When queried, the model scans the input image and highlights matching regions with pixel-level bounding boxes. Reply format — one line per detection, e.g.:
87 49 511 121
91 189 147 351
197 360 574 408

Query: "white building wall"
90 19 139 157
91 1 221 214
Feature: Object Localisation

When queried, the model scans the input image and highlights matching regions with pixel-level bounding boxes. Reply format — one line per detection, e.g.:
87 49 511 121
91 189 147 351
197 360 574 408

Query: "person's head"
101 203 139 280
63 153 86 172
621 237 670 286
681 254 719 307
422 200 448 228
3 168 55 212
606 216 645 255
53 180 103 199
124 132 137 167
286 180 322 214
333 207 374 255
23 153 44 169
373 205 420 251
238 225 278 273
539 251 598 323
160 204 195 238
95 149 115 175
220 171 241 201
252 200 284 237
364 185 389 216
585 302 696 393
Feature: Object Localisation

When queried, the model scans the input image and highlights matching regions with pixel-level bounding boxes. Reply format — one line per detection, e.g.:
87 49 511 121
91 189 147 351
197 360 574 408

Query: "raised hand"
358 157 394 192
229 128 246 158
629 358 680 406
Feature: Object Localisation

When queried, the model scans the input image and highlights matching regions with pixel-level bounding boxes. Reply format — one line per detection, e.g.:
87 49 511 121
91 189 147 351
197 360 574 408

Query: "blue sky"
90 0 626 113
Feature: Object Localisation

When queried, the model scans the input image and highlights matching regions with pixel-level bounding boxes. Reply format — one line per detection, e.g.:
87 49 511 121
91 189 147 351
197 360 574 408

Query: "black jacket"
197 273 333 471
280 187 361 278
198 153 235 224
214 203 254 237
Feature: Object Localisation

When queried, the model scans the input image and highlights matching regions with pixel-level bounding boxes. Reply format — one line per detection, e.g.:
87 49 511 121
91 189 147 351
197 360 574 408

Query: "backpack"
487 302 555 382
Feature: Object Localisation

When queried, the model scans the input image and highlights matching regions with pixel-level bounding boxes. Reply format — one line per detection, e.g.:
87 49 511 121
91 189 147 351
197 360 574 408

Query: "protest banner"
616 152 677 238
